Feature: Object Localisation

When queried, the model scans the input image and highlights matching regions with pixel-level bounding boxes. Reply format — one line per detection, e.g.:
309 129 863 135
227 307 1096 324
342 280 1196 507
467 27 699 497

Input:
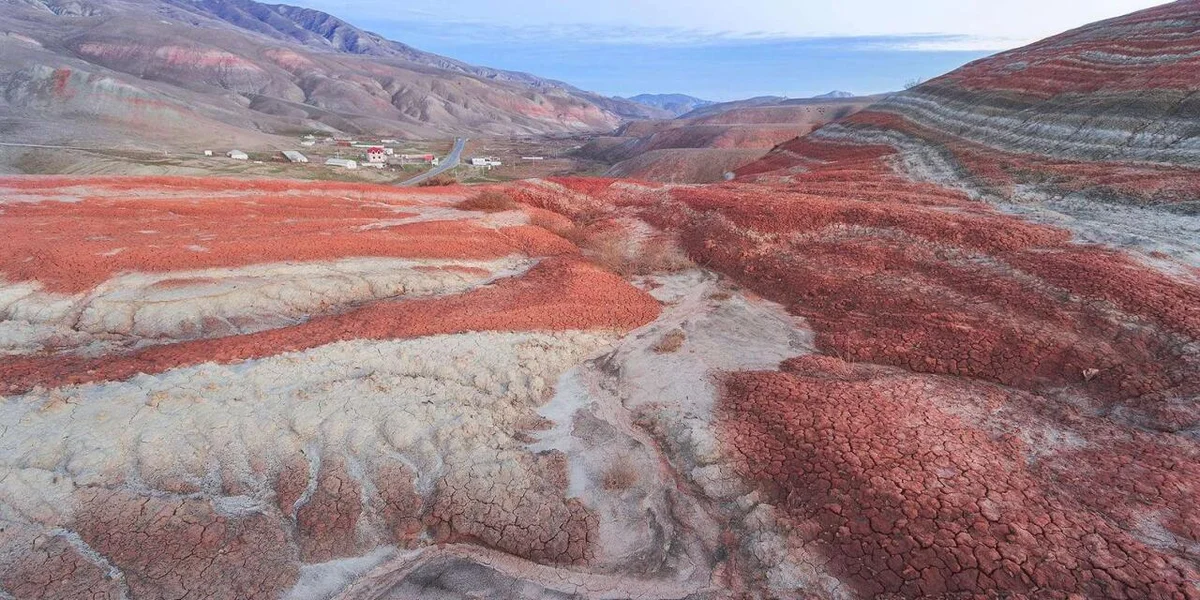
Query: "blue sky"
289 0 1164 101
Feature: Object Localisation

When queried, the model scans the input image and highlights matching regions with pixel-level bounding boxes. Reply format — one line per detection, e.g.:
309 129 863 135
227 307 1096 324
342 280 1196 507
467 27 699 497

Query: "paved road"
399 137 466 186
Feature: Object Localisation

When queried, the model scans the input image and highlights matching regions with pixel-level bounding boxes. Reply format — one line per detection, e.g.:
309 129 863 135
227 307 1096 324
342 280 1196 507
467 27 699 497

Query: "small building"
227 150 248 160
365 147 387 164
521 156 545 161
325 158 358 169
383 147 394 156
299 140 316 147
282 150 308 163
471 157 502 167
203 150 213 157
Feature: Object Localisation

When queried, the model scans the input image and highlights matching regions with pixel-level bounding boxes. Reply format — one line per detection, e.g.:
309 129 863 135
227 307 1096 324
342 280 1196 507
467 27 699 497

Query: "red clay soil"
0 258 659 393
0 527 126 600
73 487 298 599
718 357 1198 599
518 135 1200 596
428 451 599 566
0 185 570 293
543 176 620 197
294 455 364 562
651 139 1200 432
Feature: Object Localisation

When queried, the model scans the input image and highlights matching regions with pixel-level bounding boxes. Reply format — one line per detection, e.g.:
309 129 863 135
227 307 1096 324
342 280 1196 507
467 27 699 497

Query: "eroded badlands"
1 142 1197 600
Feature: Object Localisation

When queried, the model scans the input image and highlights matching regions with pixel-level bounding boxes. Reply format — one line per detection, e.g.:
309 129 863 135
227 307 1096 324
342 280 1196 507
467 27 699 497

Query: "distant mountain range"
627 91 869 120
625 94 715 117
677 93 883 120
0 0 671 147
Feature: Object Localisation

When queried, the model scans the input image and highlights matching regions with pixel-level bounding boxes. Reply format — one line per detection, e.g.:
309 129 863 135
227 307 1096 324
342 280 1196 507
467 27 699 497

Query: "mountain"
812 90 854 99
676 93 884 121
0 0 665 148
626 93 714 117
677 95 787 119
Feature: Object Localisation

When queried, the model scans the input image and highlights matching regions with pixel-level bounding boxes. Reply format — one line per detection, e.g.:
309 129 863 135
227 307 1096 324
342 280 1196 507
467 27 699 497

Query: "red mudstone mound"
0 187 571 293
275 454 310 518
932 1 1200 97
295 455 363 562
0 258 660 393
837 110 1200 206
718 359 1198 598
644 141 1200 432
0 526 124 600
73 488 298 599
372 460 425 547
428 452 599 565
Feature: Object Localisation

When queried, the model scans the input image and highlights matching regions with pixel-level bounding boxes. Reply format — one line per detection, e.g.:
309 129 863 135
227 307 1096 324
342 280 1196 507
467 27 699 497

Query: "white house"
227 150 248 160
282 150 308 163
325 158 358 169
365 147 387 164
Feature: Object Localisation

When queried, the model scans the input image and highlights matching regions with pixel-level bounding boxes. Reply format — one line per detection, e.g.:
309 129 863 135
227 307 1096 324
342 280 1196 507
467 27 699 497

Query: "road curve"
398 137 467 186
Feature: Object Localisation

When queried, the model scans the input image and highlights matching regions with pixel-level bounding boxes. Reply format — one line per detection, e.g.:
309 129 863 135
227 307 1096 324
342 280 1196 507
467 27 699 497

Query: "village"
188 132 607 186
215 135 445 171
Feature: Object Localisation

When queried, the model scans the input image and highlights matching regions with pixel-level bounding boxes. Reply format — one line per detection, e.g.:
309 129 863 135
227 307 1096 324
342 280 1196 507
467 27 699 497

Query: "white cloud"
303 0 1165 50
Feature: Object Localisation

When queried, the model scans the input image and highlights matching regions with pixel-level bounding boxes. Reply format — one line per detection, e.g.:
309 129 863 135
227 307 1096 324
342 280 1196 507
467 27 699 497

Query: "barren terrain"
1 1 1199 599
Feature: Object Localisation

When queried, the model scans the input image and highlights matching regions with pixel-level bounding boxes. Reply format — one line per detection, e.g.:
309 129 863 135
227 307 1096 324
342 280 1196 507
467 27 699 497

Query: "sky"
286 0 1166 101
